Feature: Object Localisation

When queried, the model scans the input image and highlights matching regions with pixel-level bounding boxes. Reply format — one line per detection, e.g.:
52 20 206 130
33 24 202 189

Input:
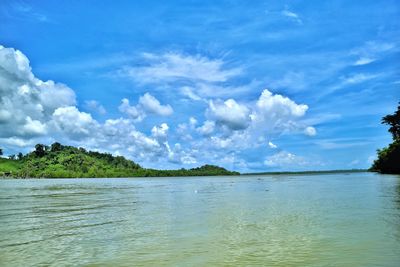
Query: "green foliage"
371 140 400 174
34 144 46 157
0 143 238 178
382 102 400 140
50 142 62 152
0 158 22 174
371 103 400 174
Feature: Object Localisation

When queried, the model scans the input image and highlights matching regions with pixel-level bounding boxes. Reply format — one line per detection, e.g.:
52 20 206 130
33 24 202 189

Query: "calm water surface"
0 172 399 266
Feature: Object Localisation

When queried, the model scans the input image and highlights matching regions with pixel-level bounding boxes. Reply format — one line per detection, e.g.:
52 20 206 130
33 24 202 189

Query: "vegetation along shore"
0 143 238 178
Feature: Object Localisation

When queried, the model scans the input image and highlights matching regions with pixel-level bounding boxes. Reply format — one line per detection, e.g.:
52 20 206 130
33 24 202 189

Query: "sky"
0 0 399 172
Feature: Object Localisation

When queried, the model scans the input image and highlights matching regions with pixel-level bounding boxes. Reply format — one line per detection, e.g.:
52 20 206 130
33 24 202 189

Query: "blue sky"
0 0 399 171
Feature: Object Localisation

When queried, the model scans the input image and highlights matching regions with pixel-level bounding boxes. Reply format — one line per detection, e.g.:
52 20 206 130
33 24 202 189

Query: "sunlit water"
0 172 399 266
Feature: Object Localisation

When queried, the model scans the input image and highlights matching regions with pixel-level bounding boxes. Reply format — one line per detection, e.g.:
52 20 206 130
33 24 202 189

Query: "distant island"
242 169 367 175
0 143 239 178
370 102 400 174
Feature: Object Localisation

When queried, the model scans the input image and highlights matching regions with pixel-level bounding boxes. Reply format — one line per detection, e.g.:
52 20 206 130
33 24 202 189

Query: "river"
0 172 399 266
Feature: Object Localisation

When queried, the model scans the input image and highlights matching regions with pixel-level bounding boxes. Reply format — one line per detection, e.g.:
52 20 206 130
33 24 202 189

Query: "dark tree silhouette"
371 102 400 173
51 142 63 152
0 148 3 156
17 152 23 160
382 102 400 140
34 144 46 157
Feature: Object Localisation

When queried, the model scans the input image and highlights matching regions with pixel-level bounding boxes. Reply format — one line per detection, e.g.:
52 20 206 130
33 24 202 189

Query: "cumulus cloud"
118 93 173 121
256 89 308 118
207 99 251 130
0 45 76 139
20 117 47 136
52 106 98 139
151 123 169 141
139 93 173 116
190 89 316 154
118 98 143 121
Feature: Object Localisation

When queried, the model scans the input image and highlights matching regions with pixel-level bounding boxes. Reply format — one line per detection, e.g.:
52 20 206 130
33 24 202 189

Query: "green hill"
0 143 239 178
0 158 22 174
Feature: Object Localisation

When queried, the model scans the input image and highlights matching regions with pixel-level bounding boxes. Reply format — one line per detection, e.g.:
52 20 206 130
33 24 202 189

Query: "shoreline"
1 169 374 179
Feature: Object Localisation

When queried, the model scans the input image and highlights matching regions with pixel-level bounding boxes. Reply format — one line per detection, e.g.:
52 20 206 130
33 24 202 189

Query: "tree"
0 148 3 156
51 142 62 152
17 152 23 160
371 102 400 173
34 144 45 157
9 154 15 160
382 102 400 140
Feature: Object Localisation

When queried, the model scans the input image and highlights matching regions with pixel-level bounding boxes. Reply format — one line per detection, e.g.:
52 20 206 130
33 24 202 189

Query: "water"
0 172 399 266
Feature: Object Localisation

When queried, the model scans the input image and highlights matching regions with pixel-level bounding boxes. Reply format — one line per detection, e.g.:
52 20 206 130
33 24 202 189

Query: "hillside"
0 143 239 178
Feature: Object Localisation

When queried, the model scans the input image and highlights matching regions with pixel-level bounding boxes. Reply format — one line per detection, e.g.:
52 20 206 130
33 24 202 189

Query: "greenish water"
0 173 399 266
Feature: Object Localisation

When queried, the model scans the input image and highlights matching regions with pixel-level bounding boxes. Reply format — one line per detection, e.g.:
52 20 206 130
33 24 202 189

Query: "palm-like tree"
382 102 400 140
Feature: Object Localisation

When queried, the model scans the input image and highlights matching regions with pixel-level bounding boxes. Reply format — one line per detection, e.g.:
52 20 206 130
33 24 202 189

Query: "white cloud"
197 120 216 136
0 137 35 147
268 141 277 149
21 117 47 136
304 126 317 136
189 117 197 127
151 123 169 141
181 86 203 101
342 73 378 84
52 106 98 139
118 93 173 121
118 98 143 121
38 80 76 113
208 99 251 130
123 52 242 84
281 7 302 24
0 45 76 139
353 57 375 66
191 88 315 155
116 52 251 100
256 89 308 118
352 41 395 65
138 93 173 116
84 100 106 115
264 151 308 167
